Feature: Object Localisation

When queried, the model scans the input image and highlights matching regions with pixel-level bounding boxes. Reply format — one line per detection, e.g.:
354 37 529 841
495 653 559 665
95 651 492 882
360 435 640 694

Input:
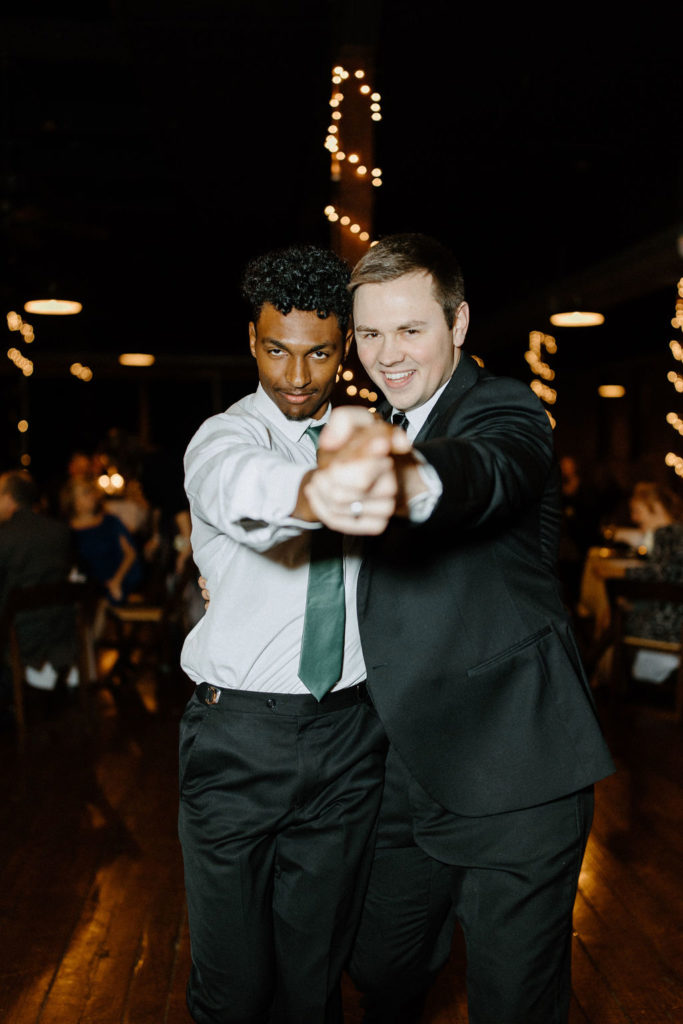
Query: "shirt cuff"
407 453 443 523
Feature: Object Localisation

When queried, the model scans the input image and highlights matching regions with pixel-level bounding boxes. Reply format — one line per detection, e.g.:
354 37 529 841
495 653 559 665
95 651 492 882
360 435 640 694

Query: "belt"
194 681 369 715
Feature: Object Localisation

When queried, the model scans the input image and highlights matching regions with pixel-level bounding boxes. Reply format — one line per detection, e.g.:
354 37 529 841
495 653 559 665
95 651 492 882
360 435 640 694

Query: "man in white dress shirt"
178 245 392 1024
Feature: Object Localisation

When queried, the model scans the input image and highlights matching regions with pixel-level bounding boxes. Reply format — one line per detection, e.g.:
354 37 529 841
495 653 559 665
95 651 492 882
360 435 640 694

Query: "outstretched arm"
303 407 427 534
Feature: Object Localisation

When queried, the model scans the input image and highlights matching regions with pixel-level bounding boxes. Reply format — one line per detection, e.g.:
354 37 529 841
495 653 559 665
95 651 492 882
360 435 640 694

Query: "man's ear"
452 302 470 350
248 321 257 358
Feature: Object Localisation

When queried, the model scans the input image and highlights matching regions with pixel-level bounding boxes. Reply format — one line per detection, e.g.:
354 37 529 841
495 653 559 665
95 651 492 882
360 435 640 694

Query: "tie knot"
391 412 409 431
305 424 324 450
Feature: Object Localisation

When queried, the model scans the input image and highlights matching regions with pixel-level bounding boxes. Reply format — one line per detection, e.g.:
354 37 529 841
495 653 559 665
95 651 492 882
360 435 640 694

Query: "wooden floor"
0 665 682 1023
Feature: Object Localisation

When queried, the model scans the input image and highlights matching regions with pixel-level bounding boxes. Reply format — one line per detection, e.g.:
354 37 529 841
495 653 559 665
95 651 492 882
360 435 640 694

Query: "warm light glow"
598 385 626 398
119 353 155 367
110 473 124 489
357 165 367 175
368 391 378 402
360 84 371 94
7 311 21 331
371 179 382 187
354 69 365 78
348 153 359 164
342 369 354 381
371 92 381 101
549 311 604 327
371 113 382 121
371 168 382 176
359 231 370 242
346 385 358 396
17 420 28 433
350 224 361 233
7 347 33 375
324 205 335 216
24 298 82 315
530 379 557 404
20 454 31 467
340 215 351 225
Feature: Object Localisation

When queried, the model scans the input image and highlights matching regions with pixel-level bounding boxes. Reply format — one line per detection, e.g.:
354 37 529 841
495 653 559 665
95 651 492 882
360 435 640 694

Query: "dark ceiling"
1 3 682 387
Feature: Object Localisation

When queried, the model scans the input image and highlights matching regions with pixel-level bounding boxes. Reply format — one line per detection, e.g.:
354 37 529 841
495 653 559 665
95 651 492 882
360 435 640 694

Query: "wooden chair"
606 577 683 721
1 580 98 747
102 558 196 685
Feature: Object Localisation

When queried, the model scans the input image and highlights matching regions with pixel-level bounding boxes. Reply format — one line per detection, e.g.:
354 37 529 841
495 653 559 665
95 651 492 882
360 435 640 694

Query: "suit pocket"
178 697 210 795
467 624 552 677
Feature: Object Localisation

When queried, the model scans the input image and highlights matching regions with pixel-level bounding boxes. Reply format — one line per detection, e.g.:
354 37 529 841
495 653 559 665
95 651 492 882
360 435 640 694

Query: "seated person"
0 470 74 696
62 477 142 605
619 482 683 643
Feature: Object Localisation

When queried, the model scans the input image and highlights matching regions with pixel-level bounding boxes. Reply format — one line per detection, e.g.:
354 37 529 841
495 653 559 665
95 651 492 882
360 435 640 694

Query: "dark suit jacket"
0 507 74 668
358 354 614 817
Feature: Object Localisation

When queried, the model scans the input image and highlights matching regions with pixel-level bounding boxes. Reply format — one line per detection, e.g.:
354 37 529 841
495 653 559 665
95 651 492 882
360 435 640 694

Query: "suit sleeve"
414 375 555 531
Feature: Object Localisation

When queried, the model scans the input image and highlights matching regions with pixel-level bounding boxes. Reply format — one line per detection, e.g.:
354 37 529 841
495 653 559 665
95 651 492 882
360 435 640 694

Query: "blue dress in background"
72 513 143 603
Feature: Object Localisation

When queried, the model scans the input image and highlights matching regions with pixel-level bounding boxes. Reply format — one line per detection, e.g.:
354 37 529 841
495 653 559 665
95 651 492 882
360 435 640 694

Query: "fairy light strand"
665 277 683 477
324 64 382 243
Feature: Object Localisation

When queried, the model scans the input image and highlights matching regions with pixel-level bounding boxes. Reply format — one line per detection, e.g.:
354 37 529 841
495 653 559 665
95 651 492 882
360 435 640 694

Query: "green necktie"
298 424 346 700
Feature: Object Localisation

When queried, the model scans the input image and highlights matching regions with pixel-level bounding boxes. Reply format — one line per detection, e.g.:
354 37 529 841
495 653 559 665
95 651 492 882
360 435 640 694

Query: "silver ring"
350 500 364 519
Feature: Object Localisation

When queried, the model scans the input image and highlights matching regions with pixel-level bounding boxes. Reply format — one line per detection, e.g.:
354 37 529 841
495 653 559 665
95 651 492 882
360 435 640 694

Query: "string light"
70 362 93 382
6 347 33 376
322 63 383 245
526 332 557 405
666 278 683 475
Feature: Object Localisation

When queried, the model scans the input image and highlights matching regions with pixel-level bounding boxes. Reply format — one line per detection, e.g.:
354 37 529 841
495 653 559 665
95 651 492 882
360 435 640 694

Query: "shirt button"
266 698 277 709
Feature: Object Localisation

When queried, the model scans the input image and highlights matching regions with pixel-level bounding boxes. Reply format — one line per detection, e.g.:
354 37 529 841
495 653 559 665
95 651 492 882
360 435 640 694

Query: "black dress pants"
178 683 387 1024
350 745 594 1024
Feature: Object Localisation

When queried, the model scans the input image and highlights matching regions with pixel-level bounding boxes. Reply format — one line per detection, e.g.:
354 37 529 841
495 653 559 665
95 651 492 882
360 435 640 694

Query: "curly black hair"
241 245 351 330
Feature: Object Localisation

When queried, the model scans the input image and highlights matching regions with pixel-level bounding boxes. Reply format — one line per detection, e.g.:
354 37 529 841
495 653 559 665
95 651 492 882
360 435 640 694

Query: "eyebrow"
355 319 428 332
260 337 334 352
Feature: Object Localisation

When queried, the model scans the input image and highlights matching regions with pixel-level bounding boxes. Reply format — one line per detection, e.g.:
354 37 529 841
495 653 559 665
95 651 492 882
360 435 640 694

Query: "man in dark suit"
306 234 615 1024
0 470 74 699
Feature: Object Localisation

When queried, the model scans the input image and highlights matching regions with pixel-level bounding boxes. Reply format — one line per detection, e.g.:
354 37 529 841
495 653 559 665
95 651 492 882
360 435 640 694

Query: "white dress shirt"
181 385 366 693
391 378 449 522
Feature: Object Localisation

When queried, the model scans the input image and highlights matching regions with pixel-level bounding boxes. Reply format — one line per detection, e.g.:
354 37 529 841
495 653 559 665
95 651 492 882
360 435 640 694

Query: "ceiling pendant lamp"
24 297 82 315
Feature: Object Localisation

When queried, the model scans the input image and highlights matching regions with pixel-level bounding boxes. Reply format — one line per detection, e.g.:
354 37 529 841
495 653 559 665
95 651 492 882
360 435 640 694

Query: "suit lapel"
415 353 481 442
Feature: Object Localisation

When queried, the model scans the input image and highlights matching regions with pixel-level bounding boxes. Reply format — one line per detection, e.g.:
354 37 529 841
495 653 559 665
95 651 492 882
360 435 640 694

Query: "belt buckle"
203 685 221 706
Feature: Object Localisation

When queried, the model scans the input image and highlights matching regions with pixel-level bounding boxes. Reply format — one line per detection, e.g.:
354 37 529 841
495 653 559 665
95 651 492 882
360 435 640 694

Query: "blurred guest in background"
0 470 74 701
62 477 142 605
614 482 683 643
588 481 683 686
557 455 601 610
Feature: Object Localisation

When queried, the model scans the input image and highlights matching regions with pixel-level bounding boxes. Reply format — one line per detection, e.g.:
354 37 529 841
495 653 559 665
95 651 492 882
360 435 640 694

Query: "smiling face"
353 272 469 412
249 303 350 421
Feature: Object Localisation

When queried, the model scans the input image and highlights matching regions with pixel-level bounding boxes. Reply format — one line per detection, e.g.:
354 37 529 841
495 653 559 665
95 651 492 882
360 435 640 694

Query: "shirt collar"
392 376 451 442
254 384 332 442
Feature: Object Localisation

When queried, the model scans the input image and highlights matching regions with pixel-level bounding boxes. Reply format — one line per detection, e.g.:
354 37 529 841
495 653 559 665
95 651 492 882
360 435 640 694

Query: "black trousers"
178 683 388 1024
350 745 594 1024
